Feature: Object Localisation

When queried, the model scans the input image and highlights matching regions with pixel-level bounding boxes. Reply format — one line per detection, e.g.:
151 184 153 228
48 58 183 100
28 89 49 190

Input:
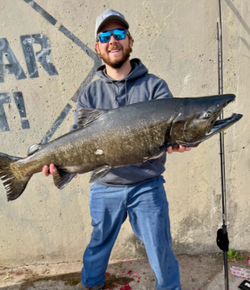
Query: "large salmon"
0 94 242 201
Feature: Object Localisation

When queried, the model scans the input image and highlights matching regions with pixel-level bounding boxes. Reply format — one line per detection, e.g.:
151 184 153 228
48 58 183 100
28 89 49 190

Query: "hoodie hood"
96 58 148 82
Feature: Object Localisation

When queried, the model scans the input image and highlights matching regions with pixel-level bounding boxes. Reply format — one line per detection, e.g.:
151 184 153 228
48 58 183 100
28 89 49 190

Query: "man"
43 9 191 290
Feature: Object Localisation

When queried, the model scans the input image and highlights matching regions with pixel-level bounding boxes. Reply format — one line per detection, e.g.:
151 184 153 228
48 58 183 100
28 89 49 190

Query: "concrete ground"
0 253 250 290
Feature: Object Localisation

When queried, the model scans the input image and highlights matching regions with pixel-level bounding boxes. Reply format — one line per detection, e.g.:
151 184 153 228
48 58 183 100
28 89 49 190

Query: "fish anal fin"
53 169 77 189
89 165 111 183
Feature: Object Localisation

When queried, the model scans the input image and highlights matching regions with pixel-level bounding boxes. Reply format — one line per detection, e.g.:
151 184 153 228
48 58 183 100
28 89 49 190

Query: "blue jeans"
81 177 181 290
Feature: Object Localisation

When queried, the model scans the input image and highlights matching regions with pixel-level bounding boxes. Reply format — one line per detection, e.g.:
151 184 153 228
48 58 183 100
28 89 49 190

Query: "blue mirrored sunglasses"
97 28 129 43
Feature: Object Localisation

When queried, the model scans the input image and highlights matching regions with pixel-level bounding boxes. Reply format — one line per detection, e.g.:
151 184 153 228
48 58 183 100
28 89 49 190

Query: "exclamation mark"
13 92 30 129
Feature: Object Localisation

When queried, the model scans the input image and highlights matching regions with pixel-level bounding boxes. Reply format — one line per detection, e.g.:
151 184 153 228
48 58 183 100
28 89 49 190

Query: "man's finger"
167 147 173 154
42 165 48 176
49 164 57 176
167 145 193 154
178 145 186 152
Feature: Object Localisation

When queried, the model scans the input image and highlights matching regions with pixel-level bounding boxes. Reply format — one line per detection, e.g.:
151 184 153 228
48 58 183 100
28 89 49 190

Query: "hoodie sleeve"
69 87 89 131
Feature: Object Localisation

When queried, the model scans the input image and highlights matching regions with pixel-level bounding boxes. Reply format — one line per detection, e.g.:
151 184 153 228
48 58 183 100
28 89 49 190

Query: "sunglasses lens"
99 29 127 43
99 31 111 43
113 29 126 40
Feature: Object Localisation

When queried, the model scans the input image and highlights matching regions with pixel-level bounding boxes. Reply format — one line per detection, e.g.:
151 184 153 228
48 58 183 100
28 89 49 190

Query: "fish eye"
205 111 212 118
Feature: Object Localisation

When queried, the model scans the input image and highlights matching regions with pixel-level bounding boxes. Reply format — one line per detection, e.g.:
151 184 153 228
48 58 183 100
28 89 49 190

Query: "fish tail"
0 153 30 201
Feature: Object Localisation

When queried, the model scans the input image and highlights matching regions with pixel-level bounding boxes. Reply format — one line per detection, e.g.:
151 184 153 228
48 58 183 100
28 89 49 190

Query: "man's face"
95 22 133 69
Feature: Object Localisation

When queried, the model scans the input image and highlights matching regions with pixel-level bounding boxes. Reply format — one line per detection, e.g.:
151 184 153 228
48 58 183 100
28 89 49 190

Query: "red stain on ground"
120 283 132 290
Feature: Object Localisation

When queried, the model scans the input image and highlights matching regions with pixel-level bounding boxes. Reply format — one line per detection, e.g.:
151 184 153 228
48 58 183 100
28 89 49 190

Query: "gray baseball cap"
95 9 129 41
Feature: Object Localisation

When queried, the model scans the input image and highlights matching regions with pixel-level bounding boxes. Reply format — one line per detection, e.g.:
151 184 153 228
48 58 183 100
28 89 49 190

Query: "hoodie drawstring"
110 81 117 104
111 80 128 106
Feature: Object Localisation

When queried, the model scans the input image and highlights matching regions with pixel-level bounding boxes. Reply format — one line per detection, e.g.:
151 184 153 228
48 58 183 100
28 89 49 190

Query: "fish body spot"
95 149 104 155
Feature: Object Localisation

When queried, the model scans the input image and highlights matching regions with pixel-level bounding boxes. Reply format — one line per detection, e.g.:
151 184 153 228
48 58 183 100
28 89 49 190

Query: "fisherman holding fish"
0 6 241 290
0 6 240 290
0 7 242 288
43 9 191 290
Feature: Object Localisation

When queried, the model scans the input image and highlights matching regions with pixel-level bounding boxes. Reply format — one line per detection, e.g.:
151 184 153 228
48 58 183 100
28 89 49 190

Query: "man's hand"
42 164 78 179
42 164 57 177
167 145 192 154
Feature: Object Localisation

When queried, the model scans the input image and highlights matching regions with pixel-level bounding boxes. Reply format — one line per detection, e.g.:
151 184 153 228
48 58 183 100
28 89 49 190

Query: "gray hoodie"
74 58 173 186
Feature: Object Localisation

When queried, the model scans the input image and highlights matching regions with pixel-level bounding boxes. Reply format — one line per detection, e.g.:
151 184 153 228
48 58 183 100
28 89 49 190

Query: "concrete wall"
0 0 249 267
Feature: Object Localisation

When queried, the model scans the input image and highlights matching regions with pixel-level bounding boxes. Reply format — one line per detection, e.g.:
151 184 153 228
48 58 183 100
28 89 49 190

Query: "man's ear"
129 37 133 48
95 42 100 54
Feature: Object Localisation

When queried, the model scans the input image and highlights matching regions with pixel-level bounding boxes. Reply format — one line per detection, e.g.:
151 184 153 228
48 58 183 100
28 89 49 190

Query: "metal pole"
217 0 229 289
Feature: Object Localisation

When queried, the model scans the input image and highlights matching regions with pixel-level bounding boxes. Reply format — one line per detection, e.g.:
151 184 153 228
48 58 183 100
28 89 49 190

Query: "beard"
98 45 132 69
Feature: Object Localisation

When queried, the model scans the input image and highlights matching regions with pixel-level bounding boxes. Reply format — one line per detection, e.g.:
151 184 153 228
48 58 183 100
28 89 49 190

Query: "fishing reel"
239 280 250 290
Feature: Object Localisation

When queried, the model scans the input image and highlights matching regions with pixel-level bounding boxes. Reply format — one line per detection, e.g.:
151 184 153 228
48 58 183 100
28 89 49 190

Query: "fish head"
170 94 242 146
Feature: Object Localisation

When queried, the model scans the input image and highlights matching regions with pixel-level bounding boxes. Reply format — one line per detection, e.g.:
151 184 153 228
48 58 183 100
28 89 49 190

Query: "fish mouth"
206 113 243 136
205 96 239 135
179 113 242 147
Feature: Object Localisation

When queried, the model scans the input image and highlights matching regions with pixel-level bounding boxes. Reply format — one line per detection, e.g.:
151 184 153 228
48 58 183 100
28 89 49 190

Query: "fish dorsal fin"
27 143 43 156
77 107 107 128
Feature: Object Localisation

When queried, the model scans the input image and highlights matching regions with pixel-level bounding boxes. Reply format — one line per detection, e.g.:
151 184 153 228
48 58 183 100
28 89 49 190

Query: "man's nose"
109 34 117 44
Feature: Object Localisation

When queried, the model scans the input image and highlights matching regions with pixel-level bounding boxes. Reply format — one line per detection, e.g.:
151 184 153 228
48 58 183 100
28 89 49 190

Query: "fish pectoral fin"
77 107 107 129
89 165 112 183
143 143 175 161
53 170 77 189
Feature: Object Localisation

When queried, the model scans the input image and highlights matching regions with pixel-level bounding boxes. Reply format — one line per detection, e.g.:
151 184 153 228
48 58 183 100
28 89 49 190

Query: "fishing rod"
216 0 229 289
